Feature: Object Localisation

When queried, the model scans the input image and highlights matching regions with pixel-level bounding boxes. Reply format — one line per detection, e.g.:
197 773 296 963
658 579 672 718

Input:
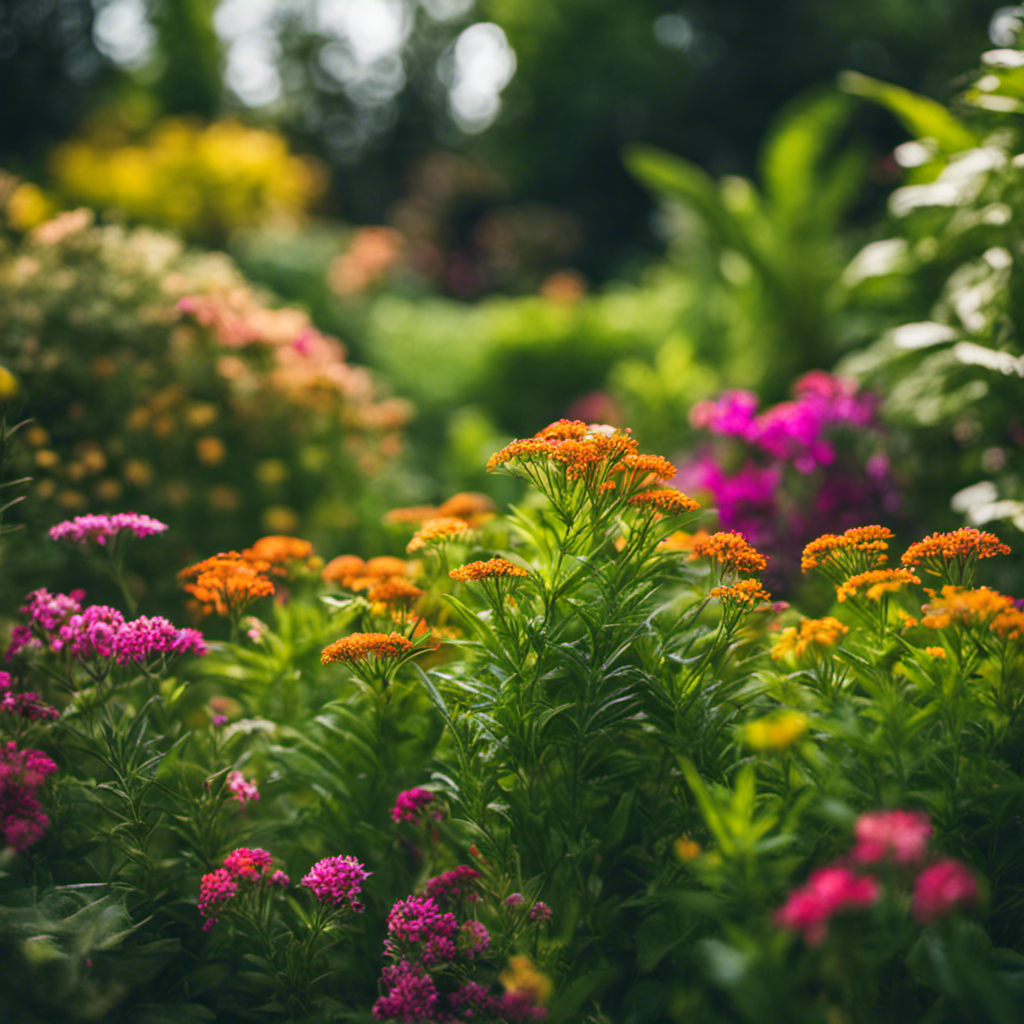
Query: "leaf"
839 71 977 151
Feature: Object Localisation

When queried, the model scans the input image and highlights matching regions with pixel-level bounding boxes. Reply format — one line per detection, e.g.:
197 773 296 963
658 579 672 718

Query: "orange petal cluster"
920 585 1015 630
627 489 700 516
901 528 1010 571
771 617 849 660
801 526 894 572
709 579 772 606
180 552 275 618
836 568 920 603
320 632 414 665
406 517 471 553
690 531 768 575
242 535 315 576
449 558 530 582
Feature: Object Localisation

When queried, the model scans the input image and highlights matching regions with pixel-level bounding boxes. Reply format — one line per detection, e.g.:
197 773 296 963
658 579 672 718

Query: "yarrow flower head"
391 787 442 824
0 741 58 852
241 535 316 576
775 865 879 946
920 585 1015 632
626 488 700 517
386 895 460 965
113 616 207 664
180 553 275 620
771 617 848 661
690 531 769 576
0 674 58 722
449 558 530 582
912 858 979 924
709 579 772 608
197 868 239 931
852 809 933 866
372 961 439 1022
422 865 481 908
406 517 471 553
49 512 168 547
301 855 369 912
801 526 894 576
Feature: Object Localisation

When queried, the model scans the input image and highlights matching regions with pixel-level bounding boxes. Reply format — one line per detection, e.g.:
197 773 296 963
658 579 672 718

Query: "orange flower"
534 419 590 441
901 527 1010 582
364 556 412 578
836 569 920 603
366 577 424 604
771 617 848 660
802 526 894 573
436 491 498 526
924 647 947 660
243 535 315 574
449 558 530 582
321 554 366 586
709 579 772 606
992 606 1024 642
383 505 438 526
407 517 470 553
920 586 1014 630
658 529 711 552
691 531 768 575
320 632 415 665
614 453 678 485
627 489 700 517
180 552 275 619
487 438 559 473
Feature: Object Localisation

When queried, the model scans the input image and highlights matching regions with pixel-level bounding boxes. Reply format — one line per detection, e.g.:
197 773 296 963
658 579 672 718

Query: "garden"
0 2 1023 1022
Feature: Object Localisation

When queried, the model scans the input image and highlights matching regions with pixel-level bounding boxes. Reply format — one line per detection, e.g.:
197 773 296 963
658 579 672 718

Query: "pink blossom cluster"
391 787 442 824
372 961 440 1022
680 372 897 580
300 855 369 912
0 741 58 852
225 771 259 807
421 865 481 908
197 847 289 931
775 809 979 946
0 672 58 722
12 589 206 668
387 895 461 966
448 981 547 1022
48 512 168 546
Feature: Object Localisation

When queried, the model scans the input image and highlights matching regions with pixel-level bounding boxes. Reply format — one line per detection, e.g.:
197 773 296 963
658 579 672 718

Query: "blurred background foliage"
0 0 1023 600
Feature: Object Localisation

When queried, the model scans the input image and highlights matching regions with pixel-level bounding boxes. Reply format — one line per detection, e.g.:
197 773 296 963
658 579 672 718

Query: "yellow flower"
924 647 947 660
499 955 553 1006
771 617 848 661
836 568 920 603
743 711 808 752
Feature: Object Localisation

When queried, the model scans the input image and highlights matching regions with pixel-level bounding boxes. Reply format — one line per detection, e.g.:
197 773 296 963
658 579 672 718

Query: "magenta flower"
852 809 933 866
0 741 58 852
49 512 168 546
197 868 239 931
0 674 58 722
391 787 442 824
387 895 460 965
372 961 439 1023
53 606 125 659
225 771 259 807
421 864 481 908
300 855 369 912
529 902 553 923
223 847 278 881
112 616 207 664
912 858 979 925
19 589 86 633
459 919 490 957
775 864 879 946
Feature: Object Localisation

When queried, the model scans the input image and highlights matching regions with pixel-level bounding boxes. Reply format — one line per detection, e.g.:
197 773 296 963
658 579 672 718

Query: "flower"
19 588 86 633
901 527 1010 582
529 902 553 923
709 579 772 606
321 632 414 665
852 810 932 866
223 847 283 882
674 836 702 860
49 512 168 546
743 711 808 751
836 568 920 603
225 771 259 807
924 646 947 659
912 858 979 924
0 741 58 852
459 919 490 957
500 954 553 1006
242 535 315 574
801 526 894 573
920 586 1014 631
54 606 125 659
422 865 481 907
180 553 275 619
406 517 470 553
372 961 439 1023
387 895 460 965
449 558 530 582
367 578 424 604
626 488 700 517
771 617 848 661
113 615 207 664
0 674 58 721
391 788 441 824
775 865 879 945
321 554 367 586
301 855 369 912
197 868 239 931
690 531 769 575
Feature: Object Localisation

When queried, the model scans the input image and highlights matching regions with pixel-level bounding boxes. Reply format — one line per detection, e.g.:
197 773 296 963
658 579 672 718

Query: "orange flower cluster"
771 617 849 661
626 489 700 517
535 419 590 441
320 632 414 665
901 527 1010 578
367 577 424 604
180 552 275 618
993 606 1024 642
836 568 920 603
691 531 768 575
487 420 640 483
242 535 315 576
658 529 711 552
924 647 947 660
920 586 1014 630
385 492 497 529
801 526 894 573
449 558 530 582
709 579 772 606
406 517 471 553
614 453 678 485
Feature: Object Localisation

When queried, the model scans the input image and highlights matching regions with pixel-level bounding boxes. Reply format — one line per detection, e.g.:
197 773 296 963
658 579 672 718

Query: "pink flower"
386 895 459 965
49 512 168 546
853 809 933 866
372 961 439 1022
301 855 369 912
113 616 207 664
775 865 879 946
199 848 289 930
223 847 276 881
421 865 480 908
912 859 979 925
529 902 553 923
197 868 239 931
391 787 442 824
0 674 58 721
225 771 259 807
459 919 490 957
0 742 58 852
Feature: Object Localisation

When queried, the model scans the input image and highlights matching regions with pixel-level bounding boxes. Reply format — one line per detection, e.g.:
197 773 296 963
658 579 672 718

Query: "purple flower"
0 741 58 852
421 864 481 908
112 616 207 664
459 919 490 957
49 513 168 547
529 902 553 923
20 589 86 633
54 606 125 659
0 674 59 722
301 855 369 912
387 895 460 965
391 787 442 824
